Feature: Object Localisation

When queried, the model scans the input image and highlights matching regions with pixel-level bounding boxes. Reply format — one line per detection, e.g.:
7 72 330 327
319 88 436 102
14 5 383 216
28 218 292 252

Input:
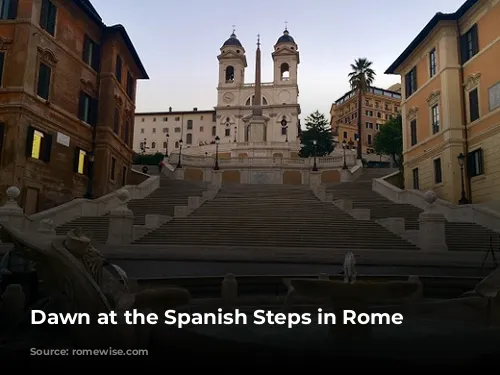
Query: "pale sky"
91 0 465 119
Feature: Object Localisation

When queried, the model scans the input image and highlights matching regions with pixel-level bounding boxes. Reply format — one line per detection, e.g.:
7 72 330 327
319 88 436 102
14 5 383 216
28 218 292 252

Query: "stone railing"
168 153 356 169
23 174 160 231
373 171 500 233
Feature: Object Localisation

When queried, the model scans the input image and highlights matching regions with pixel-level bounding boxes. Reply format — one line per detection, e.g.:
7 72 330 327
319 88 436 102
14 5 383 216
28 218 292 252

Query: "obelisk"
247 34 268 142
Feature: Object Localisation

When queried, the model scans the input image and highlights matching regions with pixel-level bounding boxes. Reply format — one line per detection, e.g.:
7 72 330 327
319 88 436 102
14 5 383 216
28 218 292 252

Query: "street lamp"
312 139 318 171
176 139 183 169
342 139 348 169
165 134 169 157
457 152 469 204
234 126 237 143
214 135 220 170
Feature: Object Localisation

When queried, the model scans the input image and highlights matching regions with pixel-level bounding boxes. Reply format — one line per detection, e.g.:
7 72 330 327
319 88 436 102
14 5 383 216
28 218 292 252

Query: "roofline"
135 110 216 116
385 0 478 74
334 86 402 104
73 1 148 79
105 25 149 79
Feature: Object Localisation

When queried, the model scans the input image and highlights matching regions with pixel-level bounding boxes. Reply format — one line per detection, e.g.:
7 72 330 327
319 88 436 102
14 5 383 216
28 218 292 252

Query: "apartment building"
134 108 217 154
385 0 500 204
330 86 401 154
0 0 148 213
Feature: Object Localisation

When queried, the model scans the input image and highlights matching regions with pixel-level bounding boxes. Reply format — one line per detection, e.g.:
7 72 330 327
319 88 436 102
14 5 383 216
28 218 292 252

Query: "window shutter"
47 2 56 35
466 152 474 178
0 52 4 87
83 152 89 176
471 24 479 55
460 34 468 64
92 43 101 72
90 98 98 126
405 73 411 98
73 147 80 173
25 126 35 157
113 108 119 134
78 91 86 120
42 132 52 162
37 63 50 99
40 0 48 28
8 0 18 19
82 35 90 63
412 68 417 91
0 122 4 163
477 149 484 174
469 89 479 122
116 56 122 82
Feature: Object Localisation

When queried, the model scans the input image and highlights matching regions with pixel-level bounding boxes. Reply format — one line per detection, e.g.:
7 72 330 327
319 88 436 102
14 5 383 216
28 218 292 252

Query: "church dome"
223 33 243 47
276 29 295 44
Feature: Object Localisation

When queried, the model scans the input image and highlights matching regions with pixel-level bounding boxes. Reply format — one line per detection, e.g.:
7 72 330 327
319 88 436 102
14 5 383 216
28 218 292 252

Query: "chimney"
193 107 198 111
169 107 172 112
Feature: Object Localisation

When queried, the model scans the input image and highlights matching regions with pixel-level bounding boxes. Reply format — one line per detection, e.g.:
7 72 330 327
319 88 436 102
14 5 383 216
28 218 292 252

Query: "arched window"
186 133 193 144
151 142 156 149
212 126 216 136
175 141 179 148
187 120 193 129
163 141 167 148
225 66 235 82
280 63 290 80
246 95 268 106
245 97 251 106
263 97 268 105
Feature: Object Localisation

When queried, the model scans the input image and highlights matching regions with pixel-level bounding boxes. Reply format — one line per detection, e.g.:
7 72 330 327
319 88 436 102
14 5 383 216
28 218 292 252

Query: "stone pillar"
212 171 222 188
0 187 25 230
107 189 134 245
418 190 448 251
309 171 321 190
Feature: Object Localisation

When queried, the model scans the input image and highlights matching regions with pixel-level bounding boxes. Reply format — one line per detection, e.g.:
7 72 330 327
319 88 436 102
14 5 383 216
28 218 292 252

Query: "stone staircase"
325 168 500 252
134 184 419 251
55 175 208 243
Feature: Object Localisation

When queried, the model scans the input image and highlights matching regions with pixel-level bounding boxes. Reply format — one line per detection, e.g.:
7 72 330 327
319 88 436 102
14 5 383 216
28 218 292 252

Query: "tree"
299 110 334 157
373 115 402 164
348 58 376 160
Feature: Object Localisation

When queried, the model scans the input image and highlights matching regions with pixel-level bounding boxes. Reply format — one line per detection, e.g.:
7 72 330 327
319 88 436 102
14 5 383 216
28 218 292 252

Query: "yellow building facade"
386 0 500 204
330 87 401 154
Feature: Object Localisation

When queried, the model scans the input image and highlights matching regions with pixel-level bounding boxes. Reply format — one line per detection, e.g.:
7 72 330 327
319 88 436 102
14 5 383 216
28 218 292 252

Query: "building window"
174 127 181 133
186 133 192 144
200 116 204 120
151 142 156 149
140 128 144 133
212 113 216 122
281 127 287 135
40 0 57 36
187 120 193 129
82 35 100 71
0 52 4 87
163 117 168 122
367 134 372 145
429 48 437 77
433 158 442 184
153 118 156 122
366 110 373 117
212 126 216 136
124 121 129 145
113 108 120 134
163 141 167 149
460 24 479 64
467 148 484 177
141 118 144 122
36 62 51 100
200 126 204 132
376 124 380 130
225 128 230 137
26 126 52 162
162 127 168 133
0 0 18 19
110 157 116 180
469 88 479 122
78 91 97 125
175 141 179 148
126 71 134 98
343 131 347 139
385 103 389 111
377 112 381 118
175 116 180 121
412 168 419 189
431 104 439 134
405 66 417 98
115 55 122 83
73 148 88 175
152 128 156 133
410 119 417 146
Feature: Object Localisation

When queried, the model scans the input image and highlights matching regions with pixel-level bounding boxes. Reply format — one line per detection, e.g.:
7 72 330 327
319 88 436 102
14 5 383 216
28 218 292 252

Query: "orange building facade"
386 0 500 204
0 0 148 214
330 87 401 154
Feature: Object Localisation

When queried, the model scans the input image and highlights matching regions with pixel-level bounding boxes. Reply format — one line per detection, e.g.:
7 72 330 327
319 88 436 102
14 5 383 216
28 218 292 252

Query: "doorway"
24 187 39 215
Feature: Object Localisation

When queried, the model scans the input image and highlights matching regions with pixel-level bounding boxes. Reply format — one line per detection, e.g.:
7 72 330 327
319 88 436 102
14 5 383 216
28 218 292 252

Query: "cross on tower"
284 21 288 30
232 25 236 34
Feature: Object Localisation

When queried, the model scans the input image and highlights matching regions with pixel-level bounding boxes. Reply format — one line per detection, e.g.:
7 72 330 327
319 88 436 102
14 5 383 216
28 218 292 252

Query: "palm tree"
348 58 376 160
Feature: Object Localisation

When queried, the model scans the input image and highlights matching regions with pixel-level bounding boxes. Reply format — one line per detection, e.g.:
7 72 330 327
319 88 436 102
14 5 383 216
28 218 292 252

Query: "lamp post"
234 126 237 143
342 139 348 169
165 133 169 157
312 139 318 171
457 152 469 204
176 139 183 169
214 135 220 170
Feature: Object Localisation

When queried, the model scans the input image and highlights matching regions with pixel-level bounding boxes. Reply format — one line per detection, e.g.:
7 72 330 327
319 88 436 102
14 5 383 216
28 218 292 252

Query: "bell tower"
217 30 247 88
272 27 300 85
